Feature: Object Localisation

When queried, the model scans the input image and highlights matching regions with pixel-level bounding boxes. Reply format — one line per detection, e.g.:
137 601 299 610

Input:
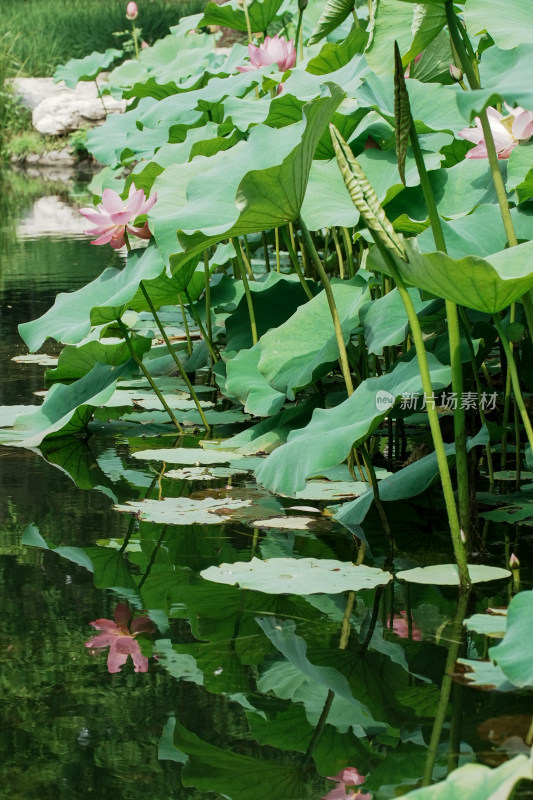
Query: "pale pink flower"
404 52 422 78
85 603 154 673
391 611 422 641
322 768 370 800
79 184 157 249
237 35 296 73
459 104 533 159
126 1 138 20
141 40 150 49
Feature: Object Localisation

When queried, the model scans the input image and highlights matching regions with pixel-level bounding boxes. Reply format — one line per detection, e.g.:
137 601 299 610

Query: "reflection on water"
1 170 532 800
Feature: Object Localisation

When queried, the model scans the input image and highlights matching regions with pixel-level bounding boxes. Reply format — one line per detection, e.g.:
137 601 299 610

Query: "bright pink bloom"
391 611 422 641
459 104 533 159
322 768 370 800
85 603 154 673
126 1 138 20
237 35 296 73
79 184 157 249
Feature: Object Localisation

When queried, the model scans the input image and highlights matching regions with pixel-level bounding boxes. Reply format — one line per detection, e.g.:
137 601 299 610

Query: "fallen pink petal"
85 603 154 673
79 184 157 249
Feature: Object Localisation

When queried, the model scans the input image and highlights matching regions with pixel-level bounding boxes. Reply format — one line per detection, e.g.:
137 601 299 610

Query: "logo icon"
375 390 395 412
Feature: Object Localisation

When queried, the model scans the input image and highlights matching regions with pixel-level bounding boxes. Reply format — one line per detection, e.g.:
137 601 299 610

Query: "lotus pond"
3 0 533 797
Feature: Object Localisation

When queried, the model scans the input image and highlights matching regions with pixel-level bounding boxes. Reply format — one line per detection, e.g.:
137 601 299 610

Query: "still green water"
0 171 531 800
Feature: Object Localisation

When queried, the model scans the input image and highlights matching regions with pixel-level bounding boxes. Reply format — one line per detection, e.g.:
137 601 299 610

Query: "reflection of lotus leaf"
201 557 392 594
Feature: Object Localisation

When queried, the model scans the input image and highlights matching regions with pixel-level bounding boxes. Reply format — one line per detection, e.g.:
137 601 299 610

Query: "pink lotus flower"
404 52 422 78
322 768 371 800
459 104 533 159
79 184 157 249
237 35 296 74
85 603 154 673
391 611 422 641
126 1 138 20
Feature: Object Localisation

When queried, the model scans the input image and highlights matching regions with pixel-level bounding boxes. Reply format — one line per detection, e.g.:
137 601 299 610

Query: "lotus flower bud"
126 2 138 20
141 40 149 49
449 63 463 82
298 0 308 9
510 552 520 569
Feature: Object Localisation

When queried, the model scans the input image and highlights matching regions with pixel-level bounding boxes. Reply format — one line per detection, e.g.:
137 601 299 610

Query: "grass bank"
1 0 206 77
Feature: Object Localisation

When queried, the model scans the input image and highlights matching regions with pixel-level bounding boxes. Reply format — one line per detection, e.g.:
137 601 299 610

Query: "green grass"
1 0 206 77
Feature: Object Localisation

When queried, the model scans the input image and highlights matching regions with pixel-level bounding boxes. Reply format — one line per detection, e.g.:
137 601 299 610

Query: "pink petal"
127 222 152 240
464 142 490 159
458 124 484 145
130 614 155 634
512 109 533 141
321 787 363 800
327 769 365 786
79 208 110 225
139 191 157 215
89 617 120 633
101 188 127 215
236 64 256 73
114 603 132 629
107 642 130 673
85 632 121 648
109 229 126 249
90 229 118 246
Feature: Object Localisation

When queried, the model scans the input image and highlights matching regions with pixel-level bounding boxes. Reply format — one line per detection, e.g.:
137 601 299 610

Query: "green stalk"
94 79 107 116
203 251 213 356
275 227 281 272
130 19 139 58
117 318 183 433
281 226 313 300
501 304 515 469
360 443 392 546
261 231 271 272
331 226 345 279
184 288 219 363
139 283 211 432
408 123 471 538
422 589 470 785
299 219 354 396
341 227 355 277
177 293 193 357
493 317 533 453
295 6 305 64
232 238 258 346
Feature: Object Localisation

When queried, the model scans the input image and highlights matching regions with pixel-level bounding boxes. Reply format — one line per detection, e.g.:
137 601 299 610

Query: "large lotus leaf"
489 591 533 688
224 346 286 416
400 754 533 799
132 447 264 470
201 557 392 595
359 288 429 356
335 429 489 525
357 72 465 134
45 336 151 381
53 48 122 87
255 354 450 495
456 45 533 121
225 274 315 357
308 0 355 45
417 204 533 259
307 28 368 74
396 565 511 586
0 361 134 448
464 613 507 638
365 0 446 76
367 237 533 314
507 143 533 204
301 158 359 229
173 720 309 800
150 87 344 268
257 275 370 399
464 0 533 49
199 0 284 33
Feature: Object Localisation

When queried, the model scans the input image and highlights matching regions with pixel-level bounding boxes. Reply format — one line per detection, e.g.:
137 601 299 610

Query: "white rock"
16 196 89 239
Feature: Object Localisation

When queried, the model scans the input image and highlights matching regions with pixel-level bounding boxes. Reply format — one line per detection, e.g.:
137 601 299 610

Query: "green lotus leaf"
115 496 254 525
308 0 356 46
464 613 507 638
489 591 533 688
455 659 517 693
400 754 533 798
53 48 122 88
255 354 450 495
201 558 392 594
456 45 533 121
396 564 511 585
359 288 430 356
464 0 533 49
199 0 284 33
367 237 533 314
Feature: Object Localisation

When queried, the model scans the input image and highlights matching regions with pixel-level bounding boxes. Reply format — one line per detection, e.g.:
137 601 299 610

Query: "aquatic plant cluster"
5 0 533 797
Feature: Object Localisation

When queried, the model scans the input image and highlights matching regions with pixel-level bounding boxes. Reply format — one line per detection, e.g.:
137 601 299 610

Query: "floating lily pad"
455 659 516 692
12 354 58 366
396 564 511 585
165 467 247 481
251 516 329 531
288 480 365 501
115 496 253 525
464 613 507 638
201 557 392 594
132 447 264 470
